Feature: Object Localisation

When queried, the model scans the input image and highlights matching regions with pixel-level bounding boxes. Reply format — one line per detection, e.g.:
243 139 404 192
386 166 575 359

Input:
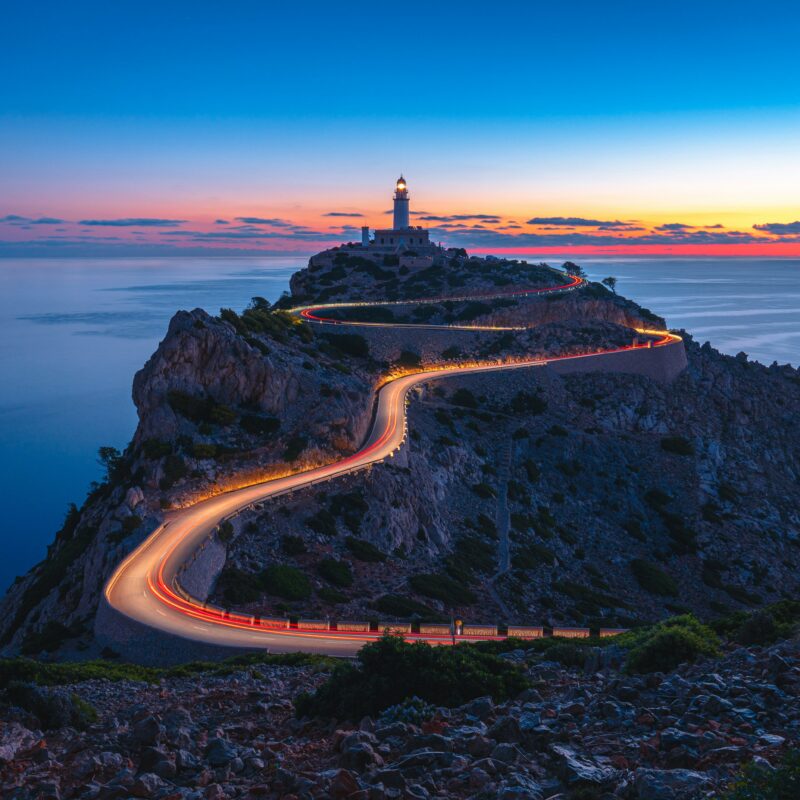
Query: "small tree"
602 276 617 294
97 446 124 484
562 261 586 278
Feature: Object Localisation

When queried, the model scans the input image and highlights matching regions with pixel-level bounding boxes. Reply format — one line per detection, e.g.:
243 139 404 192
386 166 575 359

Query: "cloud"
418 213 502 223
160 228 337 242
423 226 764 249
0 214 30 223
526 216 629 229
78 218 187 227
30 217 65 225
234 216 293 226
214 219 230 225
655 222 695 231
753 221 800 235
323 211 365 218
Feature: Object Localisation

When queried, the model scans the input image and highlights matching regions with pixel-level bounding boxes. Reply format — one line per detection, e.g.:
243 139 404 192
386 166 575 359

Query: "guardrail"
168 574 625 642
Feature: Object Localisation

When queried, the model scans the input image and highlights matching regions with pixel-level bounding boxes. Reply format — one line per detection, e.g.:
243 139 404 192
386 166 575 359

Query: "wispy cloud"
234 216 293 226
214 218 230 225
526 216 630 229
418 213 502 223
78 218 187 227
753 221 800 235
323 211 365 217
655 222 695 231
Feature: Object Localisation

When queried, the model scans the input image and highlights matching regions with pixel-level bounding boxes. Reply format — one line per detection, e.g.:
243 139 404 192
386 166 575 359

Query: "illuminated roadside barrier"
297 619 330 631
462 624 498 637
419 623 452 636
379 622 413 634
552 627 591 639
254 616 290 629
507 625 545 640
335 621 370 632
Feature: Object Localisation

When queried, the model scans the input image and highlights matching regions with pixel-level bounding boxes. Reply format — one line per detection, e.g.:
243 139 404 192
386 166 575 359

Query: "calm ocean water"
0 256 798 589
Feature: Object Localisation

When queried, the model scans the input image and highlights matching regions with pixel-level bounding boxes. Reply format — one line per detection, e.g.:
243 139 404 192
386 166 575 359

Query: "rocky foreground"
1 633 797 799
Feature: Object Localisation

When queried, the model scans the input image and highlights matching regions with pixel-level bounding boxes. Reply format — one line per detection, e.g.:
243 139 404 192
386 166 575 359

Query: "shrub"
262 565 311 600
215 567 262 605
168 390 236 426
318 558 353 587
4 682 97 730
630 559 678 597
660 435 694 456
645 488 671 507
372 595 441 619
719 750 800 800
509 391 547 415
281 534 307 556
623 615 720 674
380 696 436 726
324 333 370 358
409 573 476 605
345 536 387 562
512 542 556 569
142 438 172 459
451 388 478 408
283 436 308 462
192 442 217 459
294 634 528 720
471 482 496 499
318 587 348 605
240 414 280 436
307 509 337 537
396 350 421 367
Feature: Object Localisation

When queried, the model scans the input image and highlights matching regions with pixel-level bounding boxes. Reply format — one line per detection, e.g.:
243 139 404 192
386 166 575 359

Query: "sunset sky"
2 0 799 257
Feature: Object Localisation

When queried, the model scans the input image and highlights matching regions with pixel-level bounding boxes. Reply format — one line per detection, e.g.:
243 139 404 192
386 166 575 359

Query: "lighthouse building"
368 176 433 252
310 176 442 270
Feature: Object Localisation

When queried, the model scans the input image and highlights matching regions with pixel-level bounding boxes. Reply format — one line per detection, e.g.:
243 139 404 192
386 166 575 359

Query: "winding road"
102 274 682 657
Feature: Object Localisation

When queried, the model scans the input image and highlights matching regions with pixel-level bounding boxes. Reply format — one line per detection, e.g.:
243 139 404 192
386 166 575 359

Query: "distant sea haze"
0 256 798 589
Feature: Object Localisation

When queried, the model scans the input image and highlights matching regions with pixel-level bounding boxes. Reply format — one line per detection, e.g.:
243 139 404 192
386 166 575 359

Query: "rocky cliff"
1 254 798 658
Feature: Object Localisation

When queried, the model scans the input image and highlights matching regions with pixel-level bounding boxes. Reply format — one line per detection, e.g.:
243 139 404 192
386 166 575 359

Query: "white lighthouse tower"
392 175 410 229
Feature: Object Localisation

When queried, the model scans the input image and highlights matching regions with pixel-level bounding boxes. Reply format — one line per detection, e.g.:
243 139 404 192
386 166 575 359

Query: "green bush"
323 333 370 358
631 559 678 597
167 390 236 426
719 750 800 800
215 567 262 605
262 565 311 600
509 391 547 415
294 635 528 720
317 587 348 604
318 558 353 588
512 542 556 569
240 414 280 436
345 536 387 562
623 615 720 674
4 682 97 730
660 435 694 456
281 534 307 556
0 653 330 691
471 482 496 499
396 350 421 367
283 435 308 462
307 508 337 537
372 595 441 619
409 573 476 605
450 388 478 408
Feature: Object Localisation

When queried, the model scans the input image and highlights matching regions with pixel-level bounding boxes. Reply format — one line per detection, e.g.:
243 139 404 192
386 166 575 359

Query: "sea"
0 256 798 590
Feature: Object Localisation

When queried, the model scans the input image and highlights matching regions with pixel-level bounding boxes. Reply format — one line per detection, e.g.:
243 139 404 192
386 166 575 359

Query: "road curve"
103 275 682 657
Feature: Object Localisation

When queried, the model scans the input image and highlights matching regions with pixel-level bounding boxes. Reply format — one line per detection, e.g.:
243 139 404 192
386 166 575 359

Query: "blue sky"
2 1 799 256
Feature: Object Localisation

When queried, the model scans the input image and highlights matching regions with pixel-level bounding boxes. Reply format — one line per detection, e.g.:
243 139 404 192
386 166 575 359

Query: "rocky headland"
0 251 798 798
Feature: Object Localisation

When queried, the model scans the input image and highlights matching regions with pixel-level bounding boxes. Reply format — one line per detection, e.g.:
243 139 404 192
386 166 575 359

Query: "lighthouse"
393 175 410 229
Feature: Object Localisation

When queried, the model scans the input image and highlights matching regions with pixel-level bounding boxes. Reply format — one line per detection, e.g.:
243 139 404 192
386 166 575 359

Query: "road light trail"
102 274 682 657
